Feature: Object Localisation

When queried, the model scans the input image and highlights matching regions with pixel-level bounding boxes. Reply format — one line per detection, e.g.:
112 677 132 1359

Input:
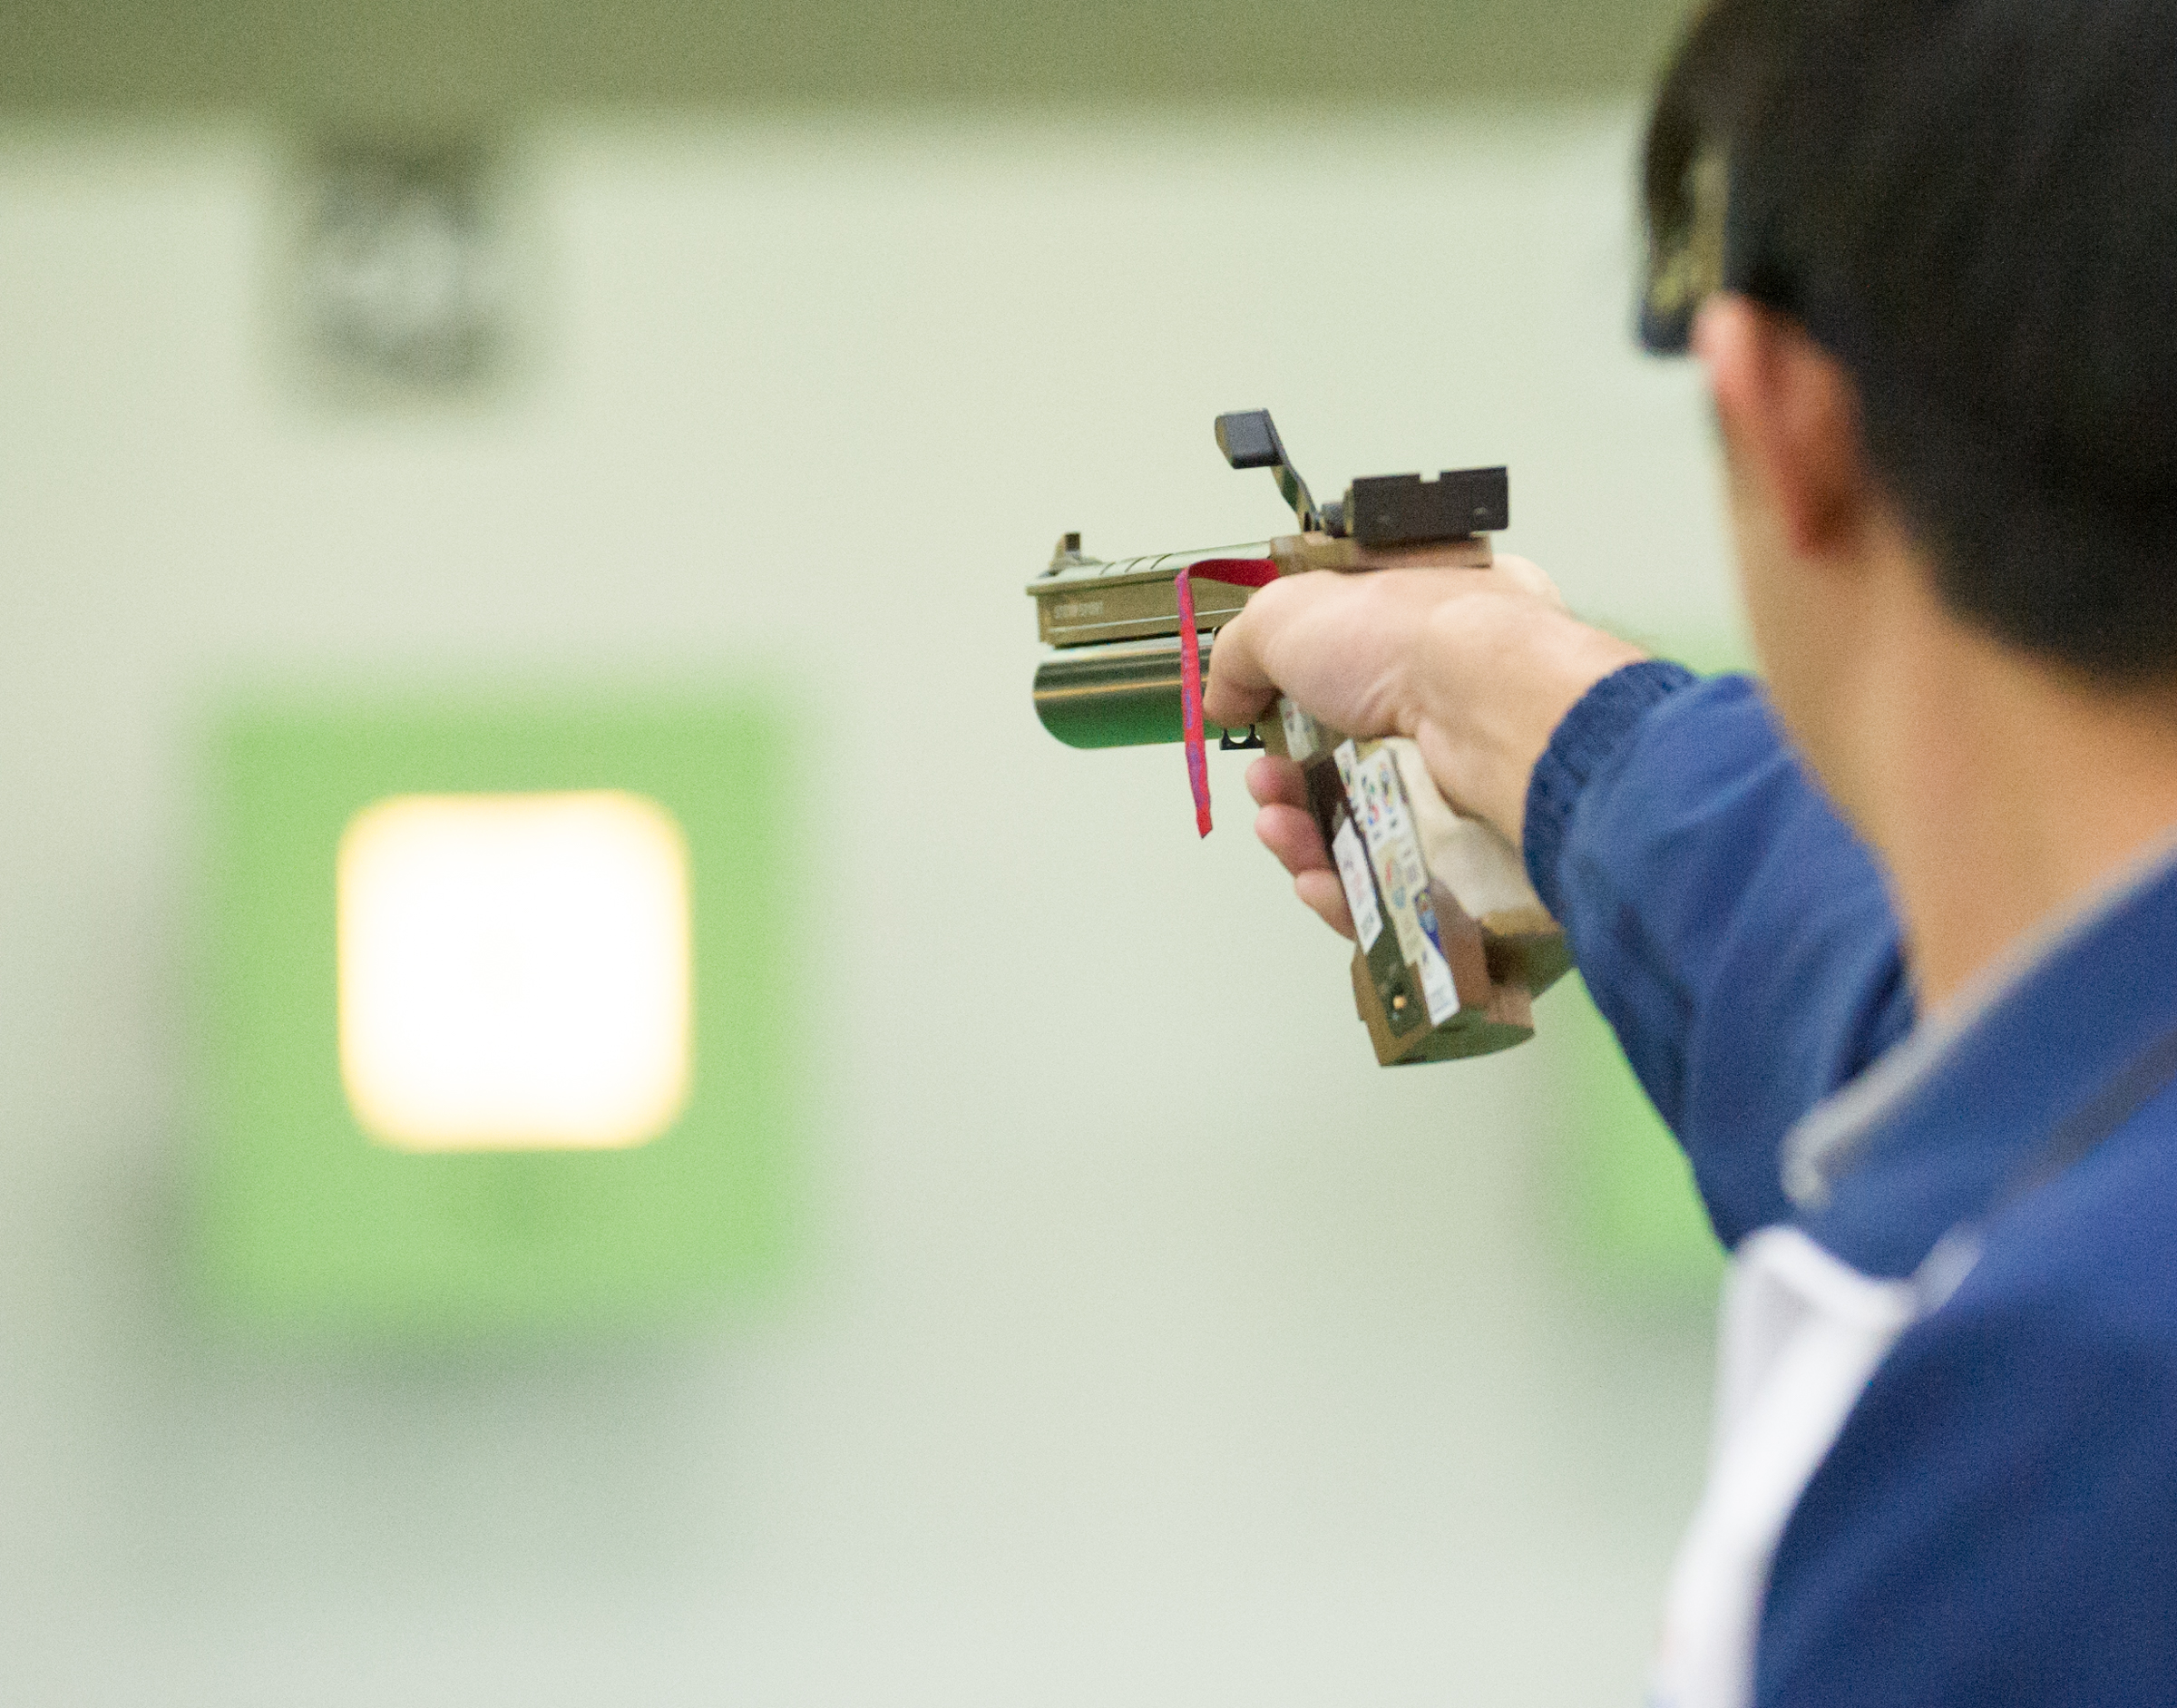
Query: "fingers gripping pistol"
1026 411 1570 1065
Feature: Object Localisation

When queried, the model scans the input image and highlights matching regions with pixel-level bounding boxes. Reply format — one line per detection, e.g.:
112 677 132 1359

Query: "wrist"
1413 596 1646 847
1521 658 1703 919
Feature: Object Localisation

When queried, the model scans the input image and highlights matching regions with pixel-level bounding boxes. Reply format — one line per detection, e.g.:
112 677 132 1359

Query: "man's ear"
1694 295 1870 560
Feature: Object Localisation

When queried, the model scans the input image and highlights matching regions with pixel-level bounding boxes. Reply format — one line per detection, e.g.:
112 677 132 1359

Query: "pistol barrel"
1031 634 1249 749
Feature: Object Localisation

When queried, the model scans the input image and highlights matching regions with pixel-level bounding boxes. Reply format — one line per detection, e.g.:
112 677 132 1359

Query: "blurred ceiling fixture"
296 139 513 397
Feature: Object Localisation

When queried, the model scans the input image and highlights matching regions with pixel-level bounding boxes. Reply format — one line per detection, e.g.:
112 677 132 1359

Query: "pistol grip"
1287 718 1569 1067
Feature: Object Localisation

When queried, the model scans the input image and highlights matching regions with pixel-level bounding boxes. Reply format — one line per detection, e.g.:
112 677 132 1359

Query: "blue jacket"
1524 664 2177 1706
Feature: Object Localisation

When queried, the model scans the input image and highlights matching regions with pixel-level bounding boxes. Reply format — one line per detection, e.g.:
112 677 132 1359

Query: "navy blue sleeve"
1524 667 1914 1246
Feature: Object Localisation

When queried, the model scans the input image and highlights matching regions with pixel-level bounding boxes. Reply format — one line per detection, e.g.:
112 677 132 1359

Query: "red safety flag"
1174 557 1280 836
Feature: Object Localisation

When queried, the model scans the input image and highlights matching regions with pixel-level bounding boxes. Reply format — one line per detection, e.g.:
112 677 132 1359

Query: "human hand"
1204 555 1645 931
1204 555 1571 739
1244 752 1355 940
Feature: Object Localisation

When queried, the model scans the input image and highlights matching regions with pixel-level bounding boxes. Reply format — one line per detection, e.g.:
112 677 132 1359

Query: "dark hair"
1642 0 2177 683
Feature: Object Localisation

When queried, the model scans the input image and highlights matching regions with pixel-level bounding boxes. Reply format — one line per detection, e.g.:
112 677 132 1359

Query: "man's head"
1642 0 2177 770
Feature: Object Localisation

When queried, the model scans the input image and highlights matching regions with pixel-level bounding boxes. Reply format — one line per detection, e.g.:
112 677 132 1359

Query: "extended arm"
1536 669 1912 1242
1206 569 1914 1244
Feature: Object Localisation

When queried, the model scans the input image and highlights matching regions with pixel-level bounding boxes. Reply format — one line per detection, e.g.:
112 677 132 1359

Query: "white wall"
0 108 1737 1706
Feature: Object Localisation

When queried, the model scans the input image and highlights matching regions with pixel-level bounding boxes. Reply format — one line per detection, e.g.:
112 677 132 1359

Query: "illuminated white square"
337 791 692 1151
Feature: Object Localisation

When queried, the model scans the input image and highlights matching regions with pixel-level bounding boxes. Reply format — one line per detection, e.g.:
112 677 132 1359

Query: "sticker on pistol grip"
1331 816 1384 952
1346 747 1425 964
1409 893 1461 1026
1349 745 1460 1026
1333 738 1361 800
1280 698 1323 762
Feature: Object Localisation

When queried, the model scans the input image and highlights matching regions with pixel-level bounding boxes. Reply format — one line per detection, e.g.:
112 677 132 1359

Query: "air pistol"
1026 411 1570 1065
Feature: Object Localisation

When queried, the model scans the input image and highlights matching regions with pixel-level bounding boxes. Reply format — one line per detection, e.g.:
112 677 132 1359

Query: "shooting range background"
0 5 1750 1698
